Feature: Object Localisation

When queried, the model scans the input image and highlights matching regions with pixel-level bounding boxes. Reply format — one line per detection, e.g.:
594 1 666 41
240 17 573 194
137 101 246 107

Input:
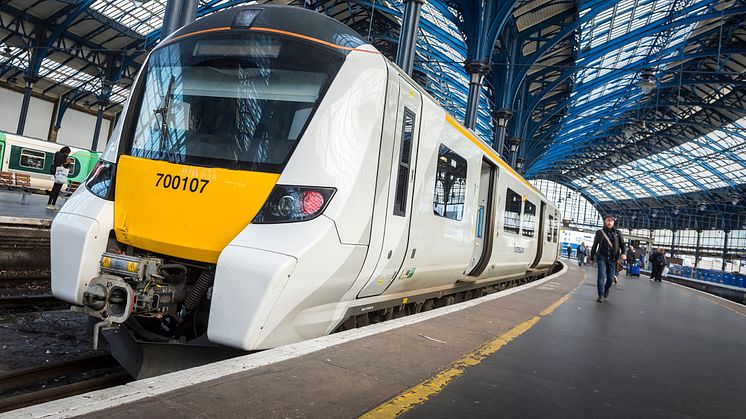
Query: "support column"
91 104 105 151
180 0 199 26
16 76 37 135
395 0 424 75
694 230 701 276
722 230 729 271
670 229 676 259
464 61 490 129
161 0 185 41
506 137 521 168
492 108 512 159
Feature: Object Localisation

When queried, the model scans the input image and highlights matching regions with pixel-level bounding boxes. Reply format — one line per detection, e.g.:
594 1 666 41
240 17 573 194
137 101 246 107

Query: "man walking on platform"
590 216 627 302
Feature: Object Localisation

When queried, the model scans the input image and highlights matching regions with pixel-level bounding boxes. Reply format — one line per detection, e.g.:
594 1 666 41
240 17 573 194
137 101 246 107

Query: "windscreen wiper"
154 75 179 163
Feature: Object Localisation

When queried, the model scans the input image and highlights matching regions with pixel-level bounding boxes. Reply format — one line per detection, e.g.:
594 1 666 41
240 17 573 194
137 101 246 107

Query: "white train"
51 5 560 377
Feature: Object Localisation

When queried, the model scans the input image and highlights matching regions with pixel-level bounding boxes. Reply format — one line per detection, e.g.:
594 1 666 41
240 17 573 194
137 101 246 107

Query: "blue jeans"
597 255 616 298
578 254 585 266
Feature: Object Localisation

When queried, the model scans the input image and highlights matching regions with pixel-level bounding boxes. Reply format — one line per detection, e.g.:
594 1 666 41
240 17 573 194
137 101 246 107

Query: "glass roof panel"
574 116 746 201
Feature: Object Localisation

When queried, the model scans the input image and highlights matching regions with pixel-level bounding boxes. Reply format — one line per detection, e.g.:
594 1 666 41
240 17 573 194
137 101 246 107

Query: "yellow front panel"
114 155 280 263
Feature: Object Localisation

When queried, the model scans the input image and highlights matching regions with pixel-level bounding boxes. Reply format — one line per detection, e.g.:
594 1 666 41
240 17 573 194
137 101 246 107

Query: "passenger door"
358 78 422 298
530 201 547 268
466 159 497 275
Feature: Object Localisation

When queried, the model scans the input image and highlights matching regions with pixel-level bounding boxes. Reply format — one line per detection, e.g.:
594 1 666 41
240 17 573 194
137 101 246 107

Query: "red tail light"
300 190 324 215
253 186 335 224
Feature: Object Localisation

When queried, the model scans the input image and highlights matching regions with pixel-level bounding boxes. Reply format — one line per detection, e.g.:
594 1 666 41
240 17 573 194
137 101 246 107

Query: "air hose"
184 269 215 311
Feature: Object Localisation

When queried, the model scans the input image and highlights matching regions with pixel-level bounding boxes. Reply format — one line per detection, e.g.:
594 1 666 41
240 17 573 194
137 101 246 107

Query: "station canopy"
0 0 744 230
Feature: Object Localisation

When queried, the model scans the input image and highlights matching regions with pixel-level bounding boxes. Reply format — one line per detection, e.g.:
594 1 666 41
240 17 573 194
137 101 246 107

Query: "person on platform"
625 245 636 276
590 216 627 302
46 146 72 210
650 248 666 282
577 242 587 267
566 244 573 259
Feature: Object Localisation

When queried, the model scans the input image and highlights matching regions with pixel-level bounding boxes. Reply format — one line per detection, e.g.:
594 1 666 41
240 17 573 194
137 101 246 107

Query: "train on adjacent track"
50 5 561 377
0 131 99 191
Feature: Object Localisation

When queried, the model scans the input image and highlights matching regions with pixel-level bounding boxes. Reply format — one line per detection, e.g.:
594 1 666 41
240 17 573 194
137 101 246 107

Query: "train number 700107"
155 173 209 193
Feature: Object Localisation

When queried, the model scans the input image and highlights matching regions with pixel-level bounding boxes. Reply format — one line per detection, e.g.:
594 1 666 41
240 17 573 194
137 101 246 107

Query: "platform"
10 263 746 418
0 190 56 221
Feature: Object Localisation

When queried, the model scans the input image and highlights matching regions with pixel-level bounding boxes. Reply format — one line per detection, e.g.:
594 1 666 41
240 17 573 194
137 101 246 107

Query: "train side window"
547 215 554 242
503 188 522 234
393 109 415 216
19 148 46 170
522 200 536 237
433 144 467 221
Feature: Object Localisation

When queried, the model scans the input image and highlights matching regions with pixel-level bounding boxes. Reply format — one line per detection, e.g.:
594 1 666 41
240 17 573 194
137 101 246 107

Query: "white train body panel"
50 5 560 355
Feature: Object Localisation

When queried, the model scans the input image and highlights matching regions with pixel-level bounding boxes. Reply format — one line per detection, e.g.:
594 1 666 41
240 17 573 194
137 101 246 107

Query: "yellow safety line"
444 114 538 194
361 292 573 419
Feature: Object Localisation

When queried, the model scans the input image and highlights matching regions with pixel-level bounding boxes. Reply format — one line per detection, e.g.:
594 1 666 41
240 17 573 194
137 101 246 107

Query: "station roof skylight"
571 116 746 202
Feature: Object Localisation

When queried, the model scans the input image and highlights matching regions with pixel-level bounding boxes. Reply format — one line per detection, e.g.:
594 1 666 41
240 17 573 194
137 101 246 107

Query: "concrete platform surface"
0 190 56 220
403 266 746 419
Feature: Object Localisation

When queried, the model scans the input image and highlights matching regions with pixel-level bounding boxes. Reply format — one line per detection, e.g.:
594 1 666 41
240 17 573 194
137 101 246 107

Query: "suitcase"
629 265 640 277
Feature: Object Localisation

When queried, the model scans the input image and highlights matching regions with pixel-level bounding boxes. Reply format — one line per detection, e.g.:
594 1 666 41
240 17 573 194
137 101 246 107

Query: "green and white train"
0 131 100 191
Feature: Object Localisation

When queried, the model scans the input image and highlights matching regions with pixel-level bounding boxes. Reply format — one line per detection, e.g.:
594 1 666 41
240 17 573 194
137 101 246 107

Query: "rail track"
0 294 68 313
0 354 131 413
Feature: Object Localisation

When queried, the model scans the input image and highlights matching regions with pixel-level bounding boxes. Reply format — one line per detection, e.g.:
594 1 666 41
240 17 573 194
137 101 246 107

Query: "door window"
393 109 415 216
433 144 467 221
522 200 536 237
504 188 522 234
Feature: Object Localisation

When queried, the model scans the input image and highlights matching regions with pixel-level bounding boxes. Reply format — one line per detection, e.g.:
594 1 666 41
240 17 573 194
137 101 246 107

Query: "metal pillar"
694 230 701 274
492 108 512 159
161 0 185 41
91 105 105 151
16 77 36 135
180 0 199 26
464 61 490 129
722 230 729 271
670 230 676 258
395 0 424 75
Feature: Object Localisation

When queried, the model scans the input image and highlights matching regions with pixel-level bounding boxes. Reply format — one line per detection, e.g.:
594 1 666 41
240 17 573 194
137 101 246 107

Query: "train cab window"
126 32 346 173
394 109 415 216
503 188 522 234
522 200 536 237
433 144 467 221
19 148 46 170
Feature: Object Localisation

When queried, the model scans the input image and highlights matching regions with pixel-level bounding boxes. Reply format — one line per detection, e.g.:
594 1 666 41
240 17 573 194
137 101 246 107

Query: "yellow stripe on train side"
444 114 538 193
114 155 280 263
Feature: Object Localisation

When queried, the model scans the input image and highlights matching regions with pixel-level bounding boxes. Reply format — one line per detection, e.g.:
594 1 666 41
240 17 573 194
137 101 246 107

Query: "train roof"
162 5 368 54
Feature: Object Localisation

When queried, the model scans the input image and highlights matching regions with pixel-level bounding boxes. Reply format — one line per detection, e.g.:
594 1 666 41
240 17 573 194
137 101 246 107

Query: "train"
0 131 100 191
50 5 561 377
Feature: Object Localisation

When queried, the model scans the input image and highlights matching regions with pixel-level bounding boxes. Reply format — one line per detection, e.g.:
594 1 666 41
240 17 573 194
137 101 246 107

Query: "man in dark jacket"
590 216 627 302
47 146 72 209
650 248 666 282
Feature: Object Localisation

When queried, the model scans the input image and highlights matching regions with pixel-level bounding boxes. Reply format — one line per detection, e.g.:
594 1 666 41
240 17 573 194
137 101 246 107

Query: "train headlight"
273 195 296 217
254 186 335 224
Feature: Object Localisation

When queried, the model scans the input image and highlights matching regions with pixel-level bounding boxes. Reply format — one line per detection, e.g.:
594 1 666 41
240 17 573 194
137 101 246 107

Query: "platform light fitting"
699 203 706 211
732 197 739 205
673 208 679 215
637 70 656 94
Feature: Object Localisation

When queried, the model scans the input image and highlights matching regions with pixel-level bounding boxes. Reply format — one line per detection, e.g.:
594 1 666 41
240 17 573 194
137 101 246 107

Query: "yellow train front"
51 5 560 378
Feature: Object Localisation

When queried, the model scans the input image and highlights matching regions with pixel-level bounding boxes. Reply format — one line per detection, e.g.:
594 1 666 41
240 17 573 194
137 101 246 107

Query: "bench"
62 180 82 201
0 171 32 204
